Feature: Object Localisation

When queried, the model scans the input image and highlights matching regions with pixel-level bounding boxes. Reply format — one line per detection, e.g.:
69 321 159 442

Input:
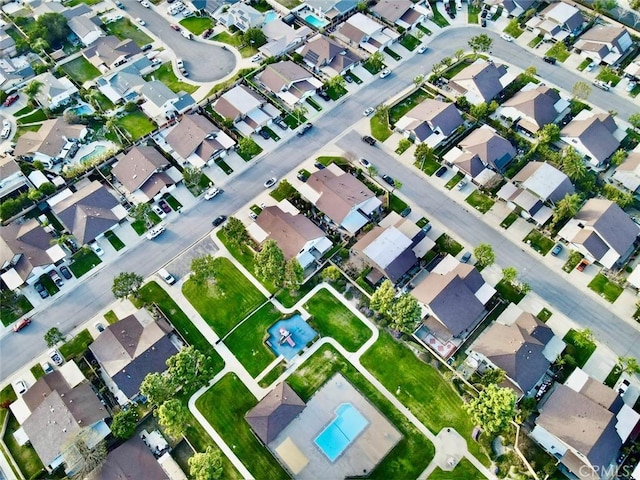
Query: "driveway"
125 2 236 82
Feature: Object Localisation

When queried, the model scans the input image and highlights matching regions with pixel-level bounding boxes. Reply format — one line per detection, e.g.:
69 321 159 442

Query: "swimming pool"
305 14 327 29
264 11 278 23
266 314 317 360
80 145 107 163
68 104 94 116
315 403 369 462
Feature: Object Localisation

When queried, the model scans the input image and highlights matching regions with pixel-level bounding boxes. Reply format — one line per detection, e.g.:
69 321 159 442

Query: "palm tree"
292 104 308 124
561 147 587 181
50 233 74 248
24 80 43 107
85 89 103 113
552 193 582 226
105 117 127 145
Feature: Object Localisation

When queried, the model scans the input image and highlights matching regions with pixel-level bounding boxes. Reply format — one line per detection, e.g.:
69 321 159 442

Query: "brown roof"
560 113 620 163
83 35 141 67
460 125 516 170
503 85 561 132
307 167 375 224
165 113 223 160
372 0 414 23
256 205 325 259
0 219 54 276
258 60 313 93
579 26 626 44
301 35 345 67
139 171 174 200
338 22 365 44
403 99 463 137
112 146 169 193
245 382 306 444
451 61 508 102
90 436 169 480
214 85 265 121
14 119 85 158
0 155 20 180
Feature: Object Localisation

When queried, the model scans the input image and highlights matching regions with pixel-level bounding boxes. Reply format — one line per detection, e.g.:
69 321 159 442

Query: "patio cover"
275 437 309 474
1 269 24 290
46 244 67 263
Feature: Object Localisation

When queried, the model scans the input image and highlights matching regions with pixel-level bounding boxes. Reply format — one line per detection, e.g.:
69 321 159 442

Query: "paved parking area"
166 235 218 281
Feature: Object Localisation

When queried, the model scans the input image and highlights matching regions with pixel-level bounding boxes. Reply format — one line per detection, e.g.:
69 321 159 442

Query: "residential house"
0 156 31 202
395 98 464 148
298 34 362 77
140 80 196 122
256 60 323 108
483 0 535 18
526 2 585 41
0 29 17 58
449 59 516 105
560 111 622 167
10 365 110 474
50 180 127 245
0 219 67 290
412 254 496 357
32 1 67 17
215 3 264 32
190 0 239 15
95 59 149 104
89 309 179 405
245 382 306 445
574 26 633 65
371 0 432 30
497 161 574 225
260 20 311 58
531 368 640 479
0 57 35 93
249 204 333 269
112 146 178 204
213 84 280 135
68 14 103 46
352 211 434 284
14 118 87 167
624 60 640 80
558 198 639 269
612 147 640 193
164 113 236 169
83 36 142 73
470 307 563 397
336 12 400 54
34 72 78 110
298 163 382 234
293 0 359 28
499 83 569 135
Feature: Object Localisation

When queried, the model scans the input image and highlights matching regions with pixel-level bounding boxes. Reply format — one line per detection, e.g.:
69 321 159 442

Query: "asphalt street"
125 2 236 82
1 26 638 380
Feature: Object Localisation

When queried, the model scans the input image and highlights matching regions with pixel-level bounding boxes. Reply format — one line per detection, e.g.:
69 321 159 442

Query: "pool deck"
269 373 402 479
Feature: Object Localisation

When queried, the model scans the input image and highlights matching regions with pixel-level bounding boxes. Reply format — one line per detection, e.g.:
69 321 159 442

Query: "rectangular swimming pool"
314 403 368 462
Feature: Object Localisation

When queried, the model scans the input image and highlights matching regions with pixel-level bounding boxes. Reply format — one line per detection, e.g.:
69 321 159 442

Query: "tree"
140 372 173 406
31 13 70 48
368 51 385 71
524 65 537 77
292 104 308 123
470 102 489 121
105 117 127 144
24 80 43 105
572 81 592 101
39 182 56 195
392 179 402 193
62 428 107 479
189 446 223 480
615 356 640 376
156 398 189 438
44 327 65 347
32 37 49 54
284 258 303 291
322 265 342 282
454 48 465 62
370 280 396 316
357 0 368 11
389 294 422 333
536 123 560 145
552 193 582 226
254 239 286 286
502 267 517 285
367 165 379 177
124 101 138 113
441 56 453 67
183 166 204 188
414 143 436 171
480 368 506 386
129 202 153 226
474 243 495 268
465 384 517 435
243 27 267 47
413 74 424 87
629 113 640 132
468 34 492 56
110 409 139 440
325 75 346 91
561 147 587 181
593 0 617 15
111 272 144 299
610 149 627 167
85 89 103 112
237 136 257 157
191 254 217 285
397 138 412 153
603 184 634 209
221 217 248 246
166 346 212 394
572 328 594 349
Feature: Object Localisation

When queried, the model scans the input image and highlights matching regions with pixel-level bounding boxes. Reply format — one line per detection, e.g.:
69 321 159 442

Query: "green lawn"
563 329 596 368
146 63 197 94
435 233 464 256
289 344 436 478
316 156 347 167
545 42 570 62
105 18 153 46
465 190 495 214
59 329 92 361
275 273 322 308
389 88 432 125
104 310 119 324
237 138 263 161
224 303 282 377
30 363 45 380
306 97 322 111
563 250 584 273
389 193 408 214
104 230 125 251
604 366 622 388
523 229 554 255
384 47 402 61
270 179 296 202
39 274 59 296
430 4 450 27
428 458 482 479
61 56 101 83
361 333 490 466
182 257 265 336
468 3 480 23
371 114 393 142
196 374 290 480
116 111 156 140
503 19 524 38
0 294 33 327
179 16 214 35
500 211 519 229
445 172 465 189
399 34 421 51
325 83 347 100
588 273 623 303
258 361 287 388
69 249 102 278
538 308 553 322
495 279 526 304
212 30 243 47
414 156 441 176
596 67 621 87
92 91 115 112
577 57 593 71
528 36 543 48
16 109 47 125
163 193 182 210
304 288 371 352
3 413 44 479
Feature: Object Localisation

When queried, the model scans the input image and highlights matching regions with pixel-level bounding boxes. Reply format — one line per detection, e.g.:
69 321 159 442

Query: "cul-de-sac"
1 0 640 478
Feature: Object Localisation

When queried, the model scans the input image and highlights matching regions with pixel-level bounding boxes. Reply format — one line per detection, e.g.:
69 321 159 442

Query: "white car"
41 361 54 374
251 54 264 63
181 30 192 39
141 0 151 6
136 18 146 26
249 211 258 220
90 242 104 256
146 225 166 240
627 81 637 92
204 186 221 200
500 33 513 42
417 44 427 54
1 119 11 139
379 69 391 79
363 107 374 116
177 59 184 68
585 62 596 72
49 349 63 366
152 204 166 217
359 158 372 168
13 380 27 395
264 177 277 188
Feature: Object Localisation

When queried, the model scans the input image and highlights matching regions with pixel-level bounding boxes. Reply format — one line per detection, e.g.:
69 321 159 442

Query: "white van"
158 268 176 285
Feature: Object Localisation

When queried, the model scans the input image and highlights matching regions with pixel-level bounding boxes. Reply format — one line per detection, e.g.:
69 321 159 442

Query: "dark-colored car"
202 28 214 38
362 135 377 146
400 207 412 218
543 56 556 65
259 128 270 139
34 281 49 299
273 118 288 130
48 269 64 288
314 161 325 169
141 44 152 51
461 252 472 263
212 215 227 227
344 75 353 83
13 317 31 332
68 143 80 158
170 24 181 31
115 0 124 7
317 90 330 101
3 94 19 107
297 123 312 136
435 166 448 177
480 9 488 17
381 174 395 186
159 200 171 213
60 266 73 280
481 18 486 27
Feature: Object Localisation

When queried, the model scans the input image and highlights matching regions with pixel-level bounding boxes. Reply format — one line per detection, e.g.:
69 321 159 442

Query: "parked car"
48 269 64 288
592 79 610 91
152 204 166 217
264 177 277 188
251 53 264 63
177 59 184 68
202 28 214 38
585 62 596 72
259 128 271 139
435 166 448 177
480 9 489 18
297 123 312 136
314 161 325 169
618 378 630 396
417 44 427 54
421 223 432 234
212 215 227 227
551 243 563 256
179 67 188 77
400 207 412 218
170 23 181 31
34 281 49 299
456 179 468 190
359 158 372 168
344 74 353 83
13 317 31 332
115 0 124 7
381 174 395 186
1 119 11 139
158 268 176 285
3 94 19 107
59 266 73 280
249 211 258 220
543 56 556 64
49 349 64 366
379 68 391 79
159 199 172 213
90 242 104 256
94 322 106 333
273 118 288 130
41 361 54 374
141 0 151 6
181 30 193 39
136 17 146 25
146 225 166 240
480 18 486 26
363 107 374 116
576 259 589 272
461 251 472 263
141 44 152 51
204 186 221 200
500 33 513 42
362 135 377 146
13 380 27 395
317 89 330 101
627 81 637 92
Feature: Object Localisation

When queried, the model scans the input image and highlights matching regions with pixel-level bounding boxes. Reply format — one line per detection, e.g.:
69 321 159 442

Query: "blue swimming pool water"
69 104 94 116
266 314 317 360
315 403 369 462
305 14 327 29
80 145 107 163
264 11 277 23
